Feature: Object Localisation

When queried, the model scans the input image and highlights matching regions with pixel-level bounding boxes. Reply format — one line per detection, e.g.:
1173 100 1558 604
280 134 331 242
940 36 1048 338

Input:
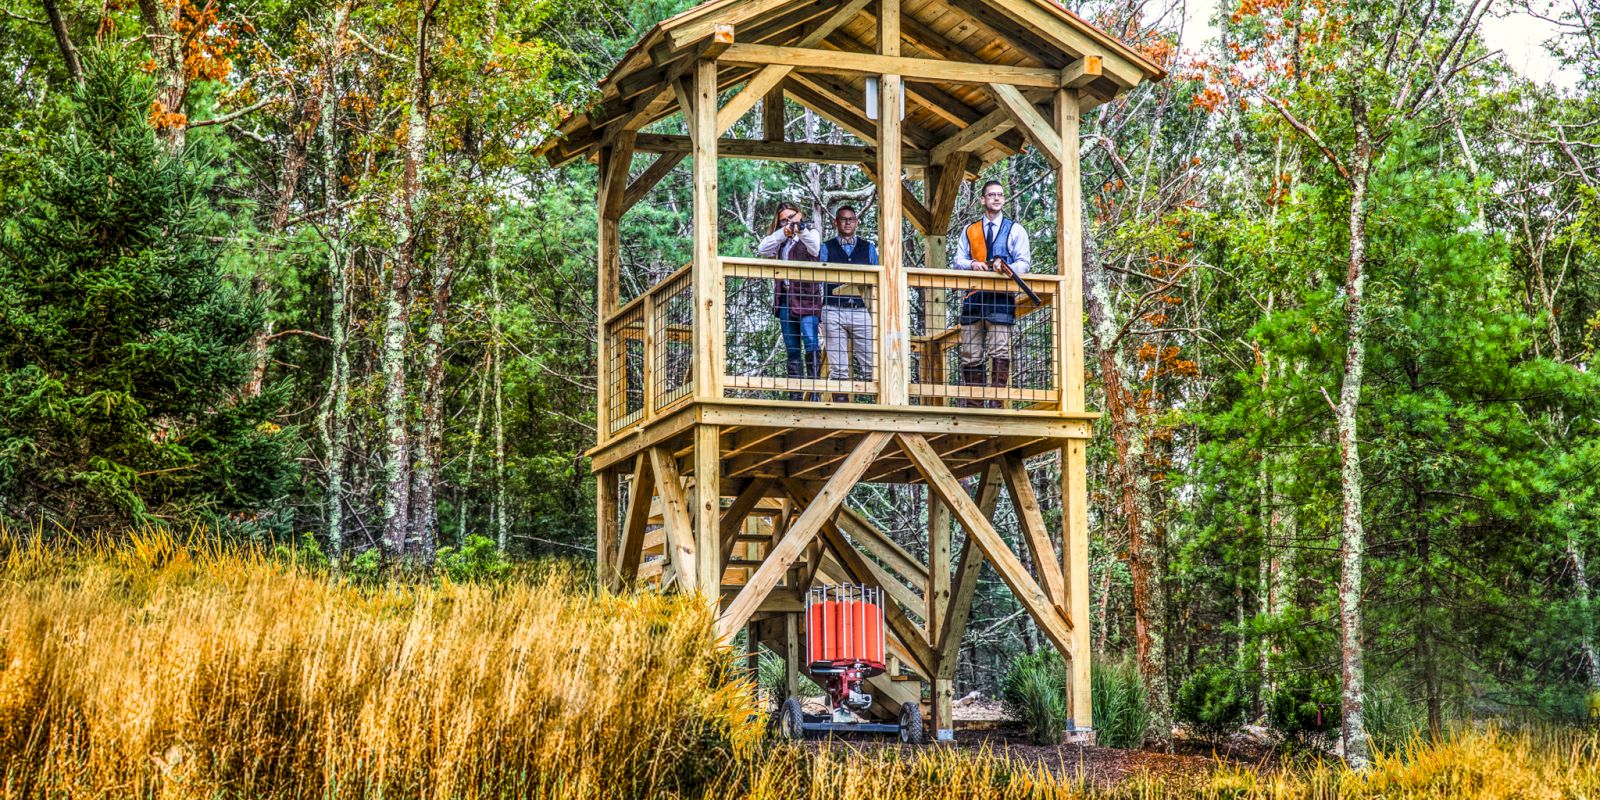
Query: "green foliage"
436 534 512 583
1093 655 1153 749
0 52 292 528
1363 682 1426 751
1176 665 1251 743
1266 671 1339 742
344 547 384 587
755 650 821 702
1001 649 1067 745
274 531 331 572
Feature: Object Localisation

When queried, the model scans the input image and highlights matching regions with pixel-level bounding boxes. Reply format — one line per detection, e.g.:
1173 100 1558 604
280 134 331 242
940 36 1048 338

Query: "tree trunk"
1084 238 1170 742
318 2 352 568
135 0 187 149
1570 533 1600 693
383 0 436 558
42 0 83 85
411 225 457 562
1335 112 1372 770
490 243 509 552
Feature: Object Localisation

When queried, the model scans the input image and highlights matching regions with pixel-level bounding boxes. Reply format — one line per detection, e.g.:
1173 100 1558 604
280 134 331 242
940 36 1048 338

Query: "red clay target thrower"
775 584 923 742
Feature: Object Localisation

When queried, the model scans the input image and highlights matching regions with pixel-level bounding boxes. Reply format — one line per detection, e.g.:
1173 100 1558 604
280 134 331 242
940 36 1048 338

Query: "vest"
960 217 1018 325
822 237 874 309
772 236 823 318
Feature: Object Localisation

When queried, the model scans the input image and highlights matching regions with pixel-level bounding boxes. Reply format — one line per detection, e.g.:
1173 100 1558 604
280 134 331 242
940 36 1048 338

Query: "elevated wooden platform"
563 0 1162 744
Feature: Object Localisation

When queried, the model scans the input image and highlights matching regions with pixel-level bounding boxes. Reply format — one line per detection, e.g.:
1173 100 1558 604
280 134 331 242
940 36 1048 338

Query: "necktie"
986 223 996 259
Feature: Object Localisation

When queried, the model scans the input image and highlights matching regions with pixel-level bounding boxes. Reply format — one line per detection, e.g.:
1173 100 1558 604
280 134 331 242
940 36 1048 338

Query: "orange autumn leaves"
144 0 245 131
1183 0 1341 115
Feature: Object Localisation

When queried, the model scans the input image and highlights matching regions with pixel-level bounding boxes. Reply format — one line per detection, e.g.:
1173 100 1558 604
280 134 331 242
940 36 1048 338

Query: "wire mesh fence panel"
908 269 1061 410
605 300 648 437
721 258 881 404
654 268 695 412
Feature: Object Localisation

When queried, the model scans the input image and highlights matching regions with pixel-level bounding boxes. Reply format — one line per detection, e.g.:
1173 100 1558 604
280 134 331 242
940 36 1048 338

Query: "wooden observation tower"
540 0 1162 742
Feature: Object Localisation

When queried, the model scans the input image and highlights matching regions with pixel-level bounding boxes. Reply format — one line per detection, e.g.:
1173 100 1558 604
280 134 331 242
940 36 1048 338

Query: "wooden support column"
619 452 654 585
596 468 619 592
923 163 946 270
935 466 1003 734
1056 86 1092 737
763 87 785 142
925 491 952 739
689 54 724 401
650 446 699 594
876 0 909 405
694 424 722 606
783 613 803 699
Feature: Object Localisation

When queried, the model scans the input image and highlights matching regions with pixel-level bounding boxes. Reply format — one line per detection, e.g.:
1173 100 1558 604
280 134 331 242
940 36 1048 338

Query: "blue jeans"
777 305 821 379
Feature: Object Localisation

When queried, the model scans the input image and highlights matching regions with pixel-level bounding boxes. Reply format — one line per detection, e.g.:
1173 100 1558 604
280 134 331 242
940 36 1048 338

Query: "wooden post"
923 163 947 271
876 0 908 406
925 493 952 739
694 423 722 606
597 468 619 592
763 87 785 142
1056 87 1092 738
783 612 802 699
690 54 724 401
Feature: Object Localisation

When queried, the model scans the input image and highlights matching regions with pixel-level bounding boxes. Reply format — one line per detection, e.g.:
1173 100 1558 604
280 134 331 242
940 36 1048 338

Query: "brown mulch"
810 728 1280 787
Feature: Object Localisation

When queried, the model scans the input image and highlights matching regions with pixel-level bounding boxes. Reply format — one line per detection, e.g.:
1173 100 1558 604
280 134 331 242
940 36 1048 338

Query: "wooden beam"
926 491 952 738
621 150 685 214
633 132 930 166
1061 55 1102 88
597 468 619 592
980 0 1148 87
1063 439 1092 730
783 75 881 146
929 108 1014 166
713 0 873 137
689 57 724 401
1000 454 1067 610
693 424 721 602
811 531 927 625
1056 89 1085 412
719 42 1063 89
898 433 1074 655
650 446 699 594
619 452 655 585
877 0 907 408
930 151 969 232
717 432 891 638
762 87 785 142
988 83 1063 168
669 7 773 51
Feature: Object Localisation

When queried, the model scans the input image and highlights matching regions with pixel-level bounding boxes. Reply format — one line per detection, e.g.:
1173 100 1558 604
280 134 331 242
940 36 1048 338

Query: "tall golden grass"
0 529 758 799
2 530 1596 799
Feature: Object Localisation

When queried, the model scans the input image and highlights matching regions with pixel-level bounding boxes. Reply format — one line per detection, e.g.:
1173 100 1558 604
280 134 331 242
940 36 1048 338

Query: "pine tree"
0 52 292 528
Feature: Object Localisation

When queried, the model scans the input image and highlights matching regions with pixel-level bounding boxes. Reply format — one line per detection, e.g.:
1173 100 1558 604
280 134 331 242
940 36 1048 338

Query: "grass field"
2 531 1596 799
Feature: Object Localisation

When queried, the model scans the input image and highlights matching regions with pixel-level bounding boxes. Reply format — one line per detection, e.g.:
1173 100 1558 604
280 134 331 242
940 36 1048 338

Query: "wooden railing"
599 257 1070 441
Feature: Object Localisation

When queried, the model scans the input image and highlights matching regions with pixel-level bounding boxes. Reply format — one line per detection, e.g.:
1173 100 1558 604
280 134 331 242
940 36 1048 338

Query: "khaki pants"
959 320 1012 367
821 306 874 381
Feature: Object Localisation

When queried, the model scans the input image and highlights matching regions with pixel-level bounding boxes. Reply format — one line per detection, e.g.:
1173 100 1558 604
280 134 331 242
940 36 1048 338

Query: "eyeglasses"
836 216 858 222
983 192 1004 198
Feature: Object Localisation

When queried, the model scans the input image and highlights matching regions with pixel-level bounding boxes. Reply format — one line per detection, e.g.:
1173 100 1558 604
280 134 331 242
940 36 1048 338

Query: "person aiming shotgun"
953 180 1033 408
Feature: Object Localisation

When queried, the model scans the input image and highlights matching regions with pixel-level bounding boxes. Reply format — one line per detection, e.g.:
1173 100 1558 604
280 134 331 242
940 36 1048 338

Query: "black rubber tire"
898 700 924 744
777 697 806 741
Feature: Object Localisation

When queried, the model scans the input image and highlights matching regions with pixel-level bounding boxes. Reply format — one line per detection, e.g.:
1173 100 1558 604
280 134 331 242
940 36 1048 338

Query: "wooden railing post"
877 0 909 405
690 53 724 402
643 290 659 417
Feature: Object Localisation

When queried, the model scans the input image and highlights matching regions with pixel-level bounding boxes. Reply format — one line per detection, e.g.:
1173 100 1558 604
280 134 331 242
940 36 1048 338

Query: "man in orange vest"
953 180 1032 408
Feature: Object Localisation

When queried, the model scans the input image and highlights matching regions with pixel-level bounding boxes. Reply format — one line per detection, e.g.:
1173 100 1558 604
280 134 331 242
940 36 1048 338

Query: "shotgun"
991 259 1042 305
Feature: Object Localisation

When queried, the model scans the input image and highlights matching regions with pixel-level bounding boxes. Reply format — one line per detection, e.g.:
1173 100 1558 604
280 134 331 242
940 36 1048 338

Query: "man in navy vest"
953 180 1032 407
819 205 879 403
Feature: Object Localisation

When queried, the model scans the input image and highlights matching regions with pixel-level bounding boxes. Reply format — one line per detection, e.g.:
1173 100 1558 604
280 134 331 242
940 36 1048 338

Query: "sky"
1176 0 1583 91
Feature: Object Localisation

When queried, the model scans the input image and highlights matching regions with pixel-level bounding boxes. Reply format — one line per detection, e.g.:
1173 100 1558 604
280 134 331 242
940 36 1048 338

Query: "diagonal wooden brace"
716 432 890 639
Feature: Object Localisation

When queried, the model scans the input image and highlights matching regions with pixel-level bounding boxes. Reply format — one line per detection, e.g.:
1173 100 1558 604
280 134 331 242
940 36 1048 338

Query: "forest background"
1 0 1597 755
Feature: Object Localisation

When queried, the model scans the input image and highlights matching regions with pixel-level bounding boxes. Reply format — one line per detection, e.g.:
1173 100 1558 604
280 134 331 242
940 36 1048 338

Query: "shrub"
1001 649 1067 745
1364 681 1426 751
1266 670 1340 742
1092 654 1152 748
436 534 511 583
1176 664 1250 742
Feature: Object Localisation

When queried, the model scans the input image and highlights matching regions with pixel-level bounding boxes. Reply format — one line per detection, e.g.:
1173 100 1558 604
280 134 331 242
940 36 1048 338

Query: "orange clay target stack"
776 584 921 742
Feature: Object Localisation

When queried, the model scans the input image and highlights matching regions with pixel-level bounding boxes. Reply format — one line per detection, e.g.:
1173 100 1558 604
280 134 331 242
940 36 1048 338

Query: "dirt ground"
792 697 1277 786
